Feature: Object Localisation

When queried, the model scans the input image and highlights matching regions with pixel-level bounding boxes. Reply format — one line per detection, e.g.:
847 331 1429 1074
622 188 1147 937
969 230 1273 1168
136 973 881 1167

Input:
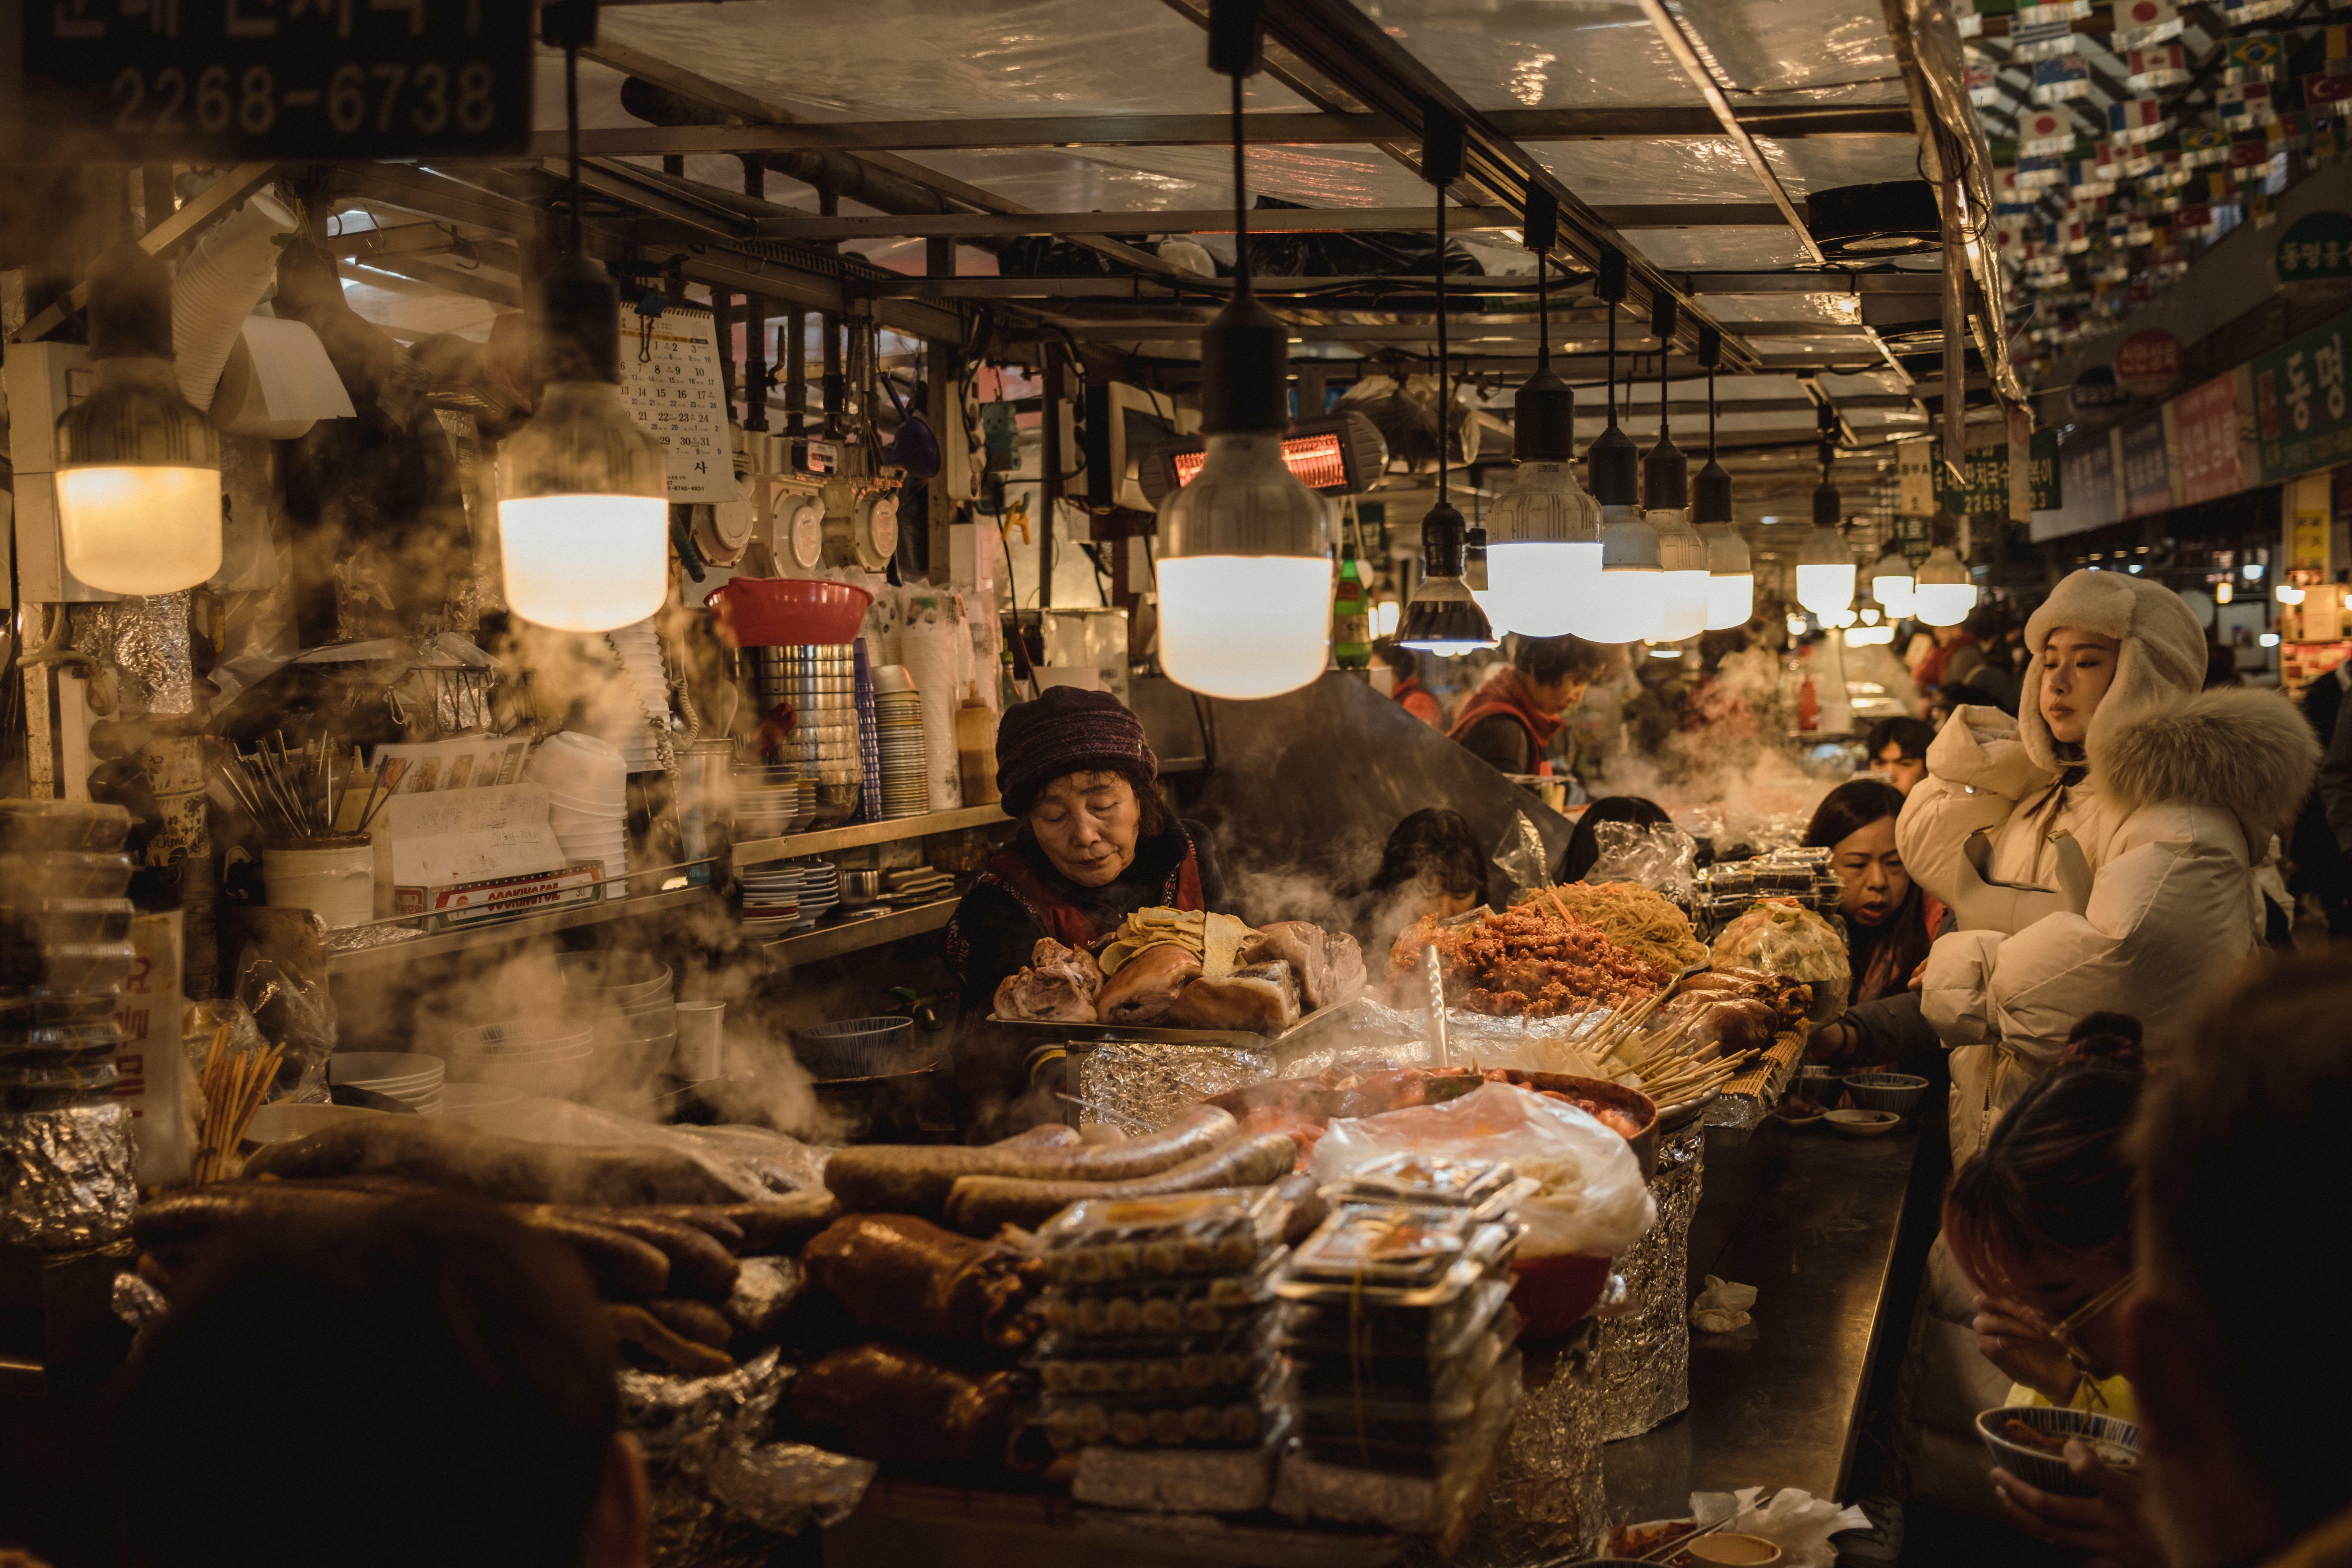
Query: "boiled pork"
993 939 1103 1022
1095 942 1202 1024
1167 961 1301 1033
1239 921 1369 1012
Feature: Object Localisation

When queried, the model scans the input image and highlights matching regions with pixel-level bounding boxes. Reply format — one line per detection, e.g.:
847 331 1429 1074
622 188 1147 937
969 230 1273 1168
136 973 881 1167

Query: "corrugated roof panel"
1704 294 1864 324
1628 229 1816 269
1756 135 1928 197
1347 0 1706 108
1671 0 1905 102
1532 139 1761 205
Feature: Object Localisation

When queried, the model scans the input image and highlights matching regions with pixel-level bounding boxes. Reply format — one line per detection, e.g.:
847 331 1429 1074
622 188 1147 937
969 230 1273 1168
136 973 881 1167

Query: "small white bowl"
1826 1108 1901 1137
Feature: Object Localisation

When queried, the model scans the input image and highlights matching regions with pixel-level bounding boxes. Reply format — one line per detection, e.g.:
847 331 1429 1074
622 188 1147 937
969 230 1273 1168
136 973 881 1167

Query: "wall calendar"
617 306 738 502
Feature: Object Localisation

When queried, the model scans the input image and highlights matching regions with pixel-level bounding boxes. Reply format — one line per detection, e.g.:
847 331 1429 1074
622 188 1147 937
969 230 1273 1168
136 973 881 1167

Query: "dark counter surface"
1602 1117 1931 1523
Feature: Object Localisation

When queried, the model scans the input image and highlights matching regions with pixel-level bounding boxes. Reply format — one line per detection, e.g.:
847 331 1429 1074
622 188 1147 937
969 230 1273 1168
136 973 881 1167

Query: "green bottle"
1333 547 1372 670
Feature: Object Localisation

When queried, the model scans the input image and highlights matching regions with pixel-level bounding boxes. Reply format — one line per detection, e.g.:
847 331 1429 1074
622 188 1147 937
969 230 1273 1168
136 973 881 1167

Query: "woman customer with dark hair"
1355 807 1489 957
945 686 1226 1016
1938 1020 2157 1563
1557 794 1672 884
1802 779 1943 1072
1450 633 1615 777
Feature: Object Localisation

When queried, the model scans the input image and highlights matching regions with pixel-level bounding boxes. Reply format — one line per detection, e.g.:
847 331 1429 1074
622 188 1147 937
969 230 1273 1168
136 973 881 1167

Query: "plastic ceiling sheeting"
1083 144 1439 209
1755 135 1926 197
1531 139 1760 206
1818 369 1913 398
1346 0 1705 108
340 273 499 342
1673 0 1906 103
1702 294 1862 324
597 0 1306 121
1625 229 1815 270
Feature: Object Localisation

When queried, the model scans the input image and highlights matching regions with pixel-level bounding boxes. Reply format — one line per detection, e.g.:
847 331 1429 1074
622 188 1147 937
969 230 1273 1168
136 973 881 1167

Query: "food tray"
1035 1255 1284 1338
1029 1316 1277 1396
1277 1272 1515 1360
1040 1387 1273 1451
1035 1186 1286 1286
1293 1308 1518 1413
1286 1204 1486 1288
1335 1152 1518 1209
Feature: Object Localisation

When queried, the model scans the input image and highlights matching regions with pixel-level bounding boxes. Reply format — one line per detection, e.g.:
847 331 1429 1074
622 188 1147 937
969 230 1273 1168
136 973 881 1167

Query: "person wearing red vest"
1447 634 1614 777
946 686 1226 1020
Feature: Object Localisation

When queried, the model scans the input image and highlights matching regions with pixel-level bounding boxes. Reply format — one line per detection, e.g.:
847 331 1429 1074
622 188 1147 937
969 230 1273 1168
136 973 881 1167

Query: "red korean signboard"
2115 329 2184 397
2172 372 2248 505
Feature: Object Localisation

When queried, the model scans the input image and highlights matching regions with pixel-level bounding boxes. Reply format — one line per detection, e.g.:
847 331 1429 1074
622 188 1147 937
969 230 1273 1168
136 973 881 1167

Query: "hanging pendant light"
1153 0 1332 699
1869 544 1918 620
1794 440 1856 617
1397 111 1494 656
1644 297 1708 643
53 242 223 595
1913 543 1979 625
1692 330 1752 630
1481 188 1604 637
1582 251 1662 644
497 6 669 633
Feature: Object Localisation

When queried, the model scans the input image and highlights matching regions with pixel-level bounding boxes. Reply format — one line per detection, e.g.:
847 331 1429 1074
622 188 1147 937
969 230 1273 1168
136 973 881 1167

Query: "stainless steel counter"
1601 1119 1928 1522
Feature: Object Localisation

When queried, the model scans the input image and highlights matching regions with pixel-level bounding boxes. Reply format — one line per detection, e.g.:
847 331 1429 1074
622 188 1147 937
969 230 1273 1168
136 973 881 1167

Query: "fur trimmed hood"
2021 569 2208 772
2092 686 2320 847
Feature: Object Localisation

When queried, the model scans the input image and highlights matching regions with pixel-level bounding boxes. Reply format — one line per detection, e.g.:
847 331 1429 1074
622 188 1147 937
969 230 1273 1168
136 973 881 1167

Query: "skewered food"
801 1213 1046 1349
993 938 1103 1022
1512 881 1709 971
1392 904 1670 1018
1166 961 1302 1032
1095 943 1203 1024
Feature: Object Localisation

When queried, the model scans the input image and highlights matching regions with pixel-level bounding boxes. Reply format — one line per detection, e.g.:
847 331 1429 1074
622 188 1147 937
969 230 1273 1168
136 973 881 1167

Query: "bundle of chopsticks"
190 1023 285 1184
210 736 406 841
1619 1003 1760 1108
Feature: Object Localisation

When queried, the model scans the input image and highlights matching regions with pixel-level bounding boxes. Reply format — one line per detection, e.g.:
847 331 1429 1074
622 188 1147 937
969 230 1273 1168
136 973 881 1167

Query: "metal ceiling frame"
739 205 1788 242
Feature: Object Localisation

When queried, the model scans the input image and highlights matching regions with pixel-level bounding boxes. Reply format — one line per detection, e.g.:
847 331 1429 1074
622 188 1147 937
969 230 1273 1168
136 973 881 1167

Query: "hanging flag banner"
2220 81 2279 128
2069 144 2120 195
2035 56 2095 101
2251 311 2352 482
2180 126 2231 167
2224 33 2286 84
2231 134 2276 168
2016 0 2094 20
2017 152 2068 191
2128 43 2192 89
1968 61 2006 106
2112 0 2183 46
2171 371 2251 506
2110 97 2172 143
2142 148 2191 189
2020 107 2077 153
2120 140 2165 177
2014 18 2082 59
2176 201 2219 237
2217 0 2293 23
2276 210 2352 283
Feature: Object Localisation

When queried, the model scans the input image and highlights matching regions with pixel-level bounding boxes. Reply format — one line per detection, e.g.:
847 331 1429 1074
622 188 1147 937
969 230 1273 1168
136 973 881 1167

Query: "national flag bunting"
2017 152 2068 191
2303 70 2352 105
1967 60 2004 107
2219 81 2278 128
2033 57 2093 101
2019 107 2076 154
2011 17 2080 60
2127 42 2191 89
2179 125 2230 167
2111 0 2181 44
2109 96 2170 144
2223 33 2285 85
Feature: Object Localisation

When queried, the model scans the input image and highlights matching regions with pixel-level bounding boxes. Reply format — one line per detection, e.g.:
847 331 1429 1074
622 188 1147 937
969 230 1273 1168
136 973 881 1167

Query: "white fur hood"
2091 685 2319 849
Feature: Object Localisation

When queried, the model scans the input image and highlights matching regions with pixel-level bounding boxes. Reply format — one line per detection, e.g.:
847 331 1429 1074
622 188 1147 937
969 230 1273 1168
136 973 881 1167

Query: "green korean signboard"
2276 210 2352 284
1936 430 2061 515
2251 308 2352 482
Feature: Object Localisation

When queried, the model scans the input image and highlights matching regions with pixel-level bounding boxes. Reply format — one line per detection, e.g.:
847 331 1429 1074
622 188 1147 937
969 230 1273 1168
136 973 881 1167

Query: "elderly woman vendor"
946 686 1227 1016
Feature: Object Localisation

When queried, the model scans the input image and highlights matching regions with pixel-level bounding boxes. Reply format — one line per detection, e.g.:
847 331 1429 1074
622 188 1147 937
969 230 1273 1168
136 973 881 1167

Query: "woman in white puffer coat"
1897 569 2317 1164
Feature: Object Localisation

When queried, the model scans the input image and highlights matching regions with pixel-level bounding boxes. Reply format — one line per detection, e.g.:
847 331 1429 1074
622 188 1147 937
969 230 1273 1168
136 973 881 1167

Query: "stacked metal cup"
1 800 142 1250
752 644 864 828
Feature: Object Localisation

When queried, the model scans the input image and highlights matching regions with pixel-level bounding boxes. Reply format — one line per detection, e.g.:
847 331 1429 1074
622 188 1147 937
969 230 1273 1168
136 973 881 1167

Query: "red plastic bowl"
1509 1251 1613 1341
704 577 874 648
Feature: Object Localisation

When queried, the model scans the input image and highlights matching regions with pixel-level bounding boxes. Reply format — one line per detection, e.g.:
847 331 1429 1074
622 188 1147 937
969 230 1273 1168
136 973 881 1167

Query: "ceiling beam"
525 104 1915 158
1680 270 1943 294
1026 319 1869 343
11 161 280 343
742 205 1785 242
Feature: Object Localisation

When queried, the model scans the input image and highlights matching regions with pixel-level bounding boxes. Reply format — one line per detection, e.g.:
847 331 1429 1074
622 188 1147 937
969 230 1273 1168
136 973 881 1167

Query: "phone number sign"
17 1 532 161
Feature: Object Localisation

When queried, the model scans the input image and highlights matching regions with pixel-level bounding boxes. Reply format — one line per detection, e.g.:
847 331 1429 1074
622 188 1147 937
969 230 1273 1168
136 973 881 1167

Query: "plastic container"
1284 1203 1490 1289
0 801 135 853
1842 1071 1931 1116
1332 1153 1520 1210
1035 1187 1288 1287
1279 1273 1515 1361
1034 1256 1283 1339
0 851 135 901
703 580 875 648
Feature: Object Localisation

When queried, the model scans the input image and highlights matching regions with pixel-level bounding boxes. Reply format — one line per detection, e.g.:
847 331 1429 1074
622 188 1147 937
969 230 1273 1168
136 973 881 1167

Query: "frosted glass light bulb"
56 464 222 595
1586 505 1665 643
1154 431 1333 700
496 380 670 632
1912 546 1979 627
1650 507 1710 642
1699 523 1753 630
1870 549 1917 619
1483 460 1606 636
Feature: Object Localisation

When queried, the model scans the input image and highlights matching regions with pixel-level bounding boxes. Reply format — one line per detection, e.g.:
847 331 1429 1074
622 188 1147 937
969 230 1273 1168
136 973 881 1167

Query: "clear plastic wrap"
1582 820 1700 903
1491 812 1553 898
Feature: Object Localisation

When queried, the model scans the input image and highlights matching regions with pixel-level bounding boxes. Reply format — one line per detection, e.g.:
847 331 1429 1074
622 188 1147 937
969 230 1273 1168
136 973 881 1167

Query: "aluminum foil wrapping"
0 1102 139 1250
1075 1042 1272 1133
1455 1319 1607 1566
70 592 194 715
1593 1116 1704 1441
621 1349 877 1566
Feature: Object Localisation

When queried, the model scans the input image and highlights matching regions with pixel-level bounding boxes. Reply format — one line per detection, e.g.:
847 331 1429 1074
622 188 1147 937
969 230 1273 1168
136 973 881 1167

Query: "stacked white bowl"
448 1020 597 1100
526 733 630 898
601 620 670 772
558 952 679 1098
327 1051 445 1113
873 665 928 820
734 767 814 840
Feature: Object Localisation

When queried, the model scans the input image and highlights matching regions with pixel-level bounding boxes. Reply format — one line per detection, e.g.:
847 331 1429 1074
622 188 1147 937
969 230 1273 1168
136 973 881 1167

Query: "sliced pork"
1096 943 1202 1024
1167 960 1301 1033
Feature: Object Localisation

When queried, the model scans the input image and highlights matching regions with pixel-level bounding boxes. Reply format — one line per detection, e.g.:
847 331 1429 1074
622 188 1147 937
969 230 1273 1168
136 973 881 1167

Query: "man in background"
1866 716 1938 796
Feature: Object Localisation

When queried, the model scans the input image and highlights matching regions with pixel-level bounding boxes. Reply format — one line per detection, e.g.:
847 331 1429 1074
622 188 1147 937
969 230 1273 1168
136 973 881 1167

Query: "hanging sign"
2033 436 2118 540
2172 371 2250 505
2115 329 2183 396
9 1 534 162
616 307 738 502
2252 311 2352 482
1936 434 2061 515
2118 413 2175 516
2276 210 2352 284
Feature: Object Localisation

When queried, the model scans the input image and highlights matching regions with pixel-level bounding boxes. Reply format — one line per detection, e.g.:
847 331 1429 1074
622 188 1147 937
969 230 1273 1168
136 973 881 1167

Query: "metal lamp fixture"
53 242 223 595
1913 544 1979 625
1794 442 1856 617
1869 544 1918 620
1153 0 1333 698
1692 330 1752 630
1644 298 1708 642
497 3 670 633
1397 111 1495 655
1480 188 1604 637
1581 251 1663 644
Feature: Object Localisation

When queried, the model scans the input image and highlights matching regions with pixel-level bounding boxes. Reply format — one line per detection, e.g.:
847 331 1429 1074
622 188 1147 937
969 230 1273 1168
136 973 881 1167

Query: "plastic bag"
1690 1274 1757 1333
1584 820 1699 903
1491 812 1553 899
1309 1083 1655 1259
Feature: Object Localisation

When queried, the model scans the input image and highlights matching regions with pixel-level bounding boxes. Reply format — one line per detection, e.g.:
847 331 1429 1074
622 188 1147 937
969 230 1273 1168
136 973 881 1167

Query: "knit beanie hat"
995 686 1159 816
2019 569 2206 771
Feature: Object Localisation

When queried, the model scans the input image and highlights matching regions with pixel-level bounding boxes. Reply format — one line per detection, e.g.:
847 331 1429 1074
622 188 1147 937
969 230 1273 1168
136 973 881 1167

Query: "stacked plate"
880 865 957 907
327 1051 445 1114
737 864 806 930
525 733 629 899
448 1020 597 1100
600 620 671 772
873 665 929 821
753 646 864 811
744 861 840 930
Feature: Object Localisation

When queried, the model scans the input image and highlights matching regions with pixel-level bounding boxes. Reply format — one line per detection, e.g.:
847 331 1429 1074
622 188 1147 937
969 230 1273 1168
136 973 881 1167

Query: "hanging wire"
1708 362 1718 463
1230 71 1250 296
1435 192 1448 508
564 43 584 253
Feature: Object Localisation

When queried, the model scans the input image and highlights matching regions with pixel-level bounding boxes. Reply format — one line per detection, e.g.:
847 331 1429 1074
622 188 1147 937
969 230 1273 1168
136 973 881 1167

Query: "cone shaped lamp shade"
1398 501 1495 653
497 256 669 632
54 243 222 595
1912 545 1979 626
1869 547 1918 620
